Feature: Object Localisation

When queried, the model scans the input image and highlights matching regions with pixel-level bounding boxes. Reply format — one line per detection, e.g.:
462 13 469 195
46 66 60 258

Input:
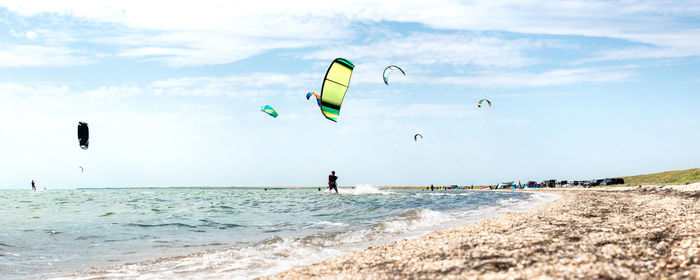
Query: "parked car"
601 178 625 186
600 178 613 185
585 179 604 187
541 180 556 188
567 181 582 187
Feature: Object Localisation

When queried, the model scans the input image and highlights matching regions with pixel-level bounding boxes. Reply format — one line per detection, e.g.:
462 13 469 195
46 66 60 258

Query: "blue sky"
0 1 698 189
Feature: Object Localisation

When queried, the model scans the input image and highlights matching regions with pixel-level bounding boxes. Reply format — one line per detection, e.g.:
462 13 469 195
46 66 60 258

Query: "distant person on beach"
328 171 338 194
31 180 36 191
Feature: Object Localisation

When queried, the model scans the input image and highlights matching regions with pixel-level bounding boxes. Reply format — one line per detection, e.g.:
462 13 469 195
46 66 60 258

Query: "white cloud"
25 30 38 39
303 33 540 68
588 44 700 63
1 1 358 66
108 31 324 66
0 81 72 96
0 44 92 67
3 0 699 66
343 99 477 120
149 72 318 97
85 85 143 101
421 67 637 88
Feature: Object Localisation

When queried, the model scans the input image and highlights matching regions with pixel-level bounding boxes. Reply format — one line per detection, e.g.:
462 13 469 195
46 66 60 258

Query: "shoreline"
263 187 700 279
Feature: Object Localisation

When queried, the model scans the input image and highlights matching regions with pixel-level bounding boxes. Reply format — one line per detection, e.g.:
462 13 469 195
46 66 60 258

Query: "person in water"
31 180 36 191
328 171 338 194
430 184 434 191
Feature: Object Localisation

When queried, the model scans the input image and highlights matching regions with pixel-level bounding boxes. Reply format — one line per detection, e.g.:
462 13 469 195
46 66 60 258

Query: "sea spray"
324 184 387 195
345 184 387 195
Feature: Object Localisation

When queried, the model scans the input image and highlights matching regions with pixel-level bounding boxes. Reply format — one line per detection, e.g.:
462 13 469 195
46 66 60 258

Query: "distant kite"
320 58 354 122
77 122 89 150
414 133 423 141
79 166 84 173
383 65 405 85
477 99 492 108
306 91 321 107
261 105 278 118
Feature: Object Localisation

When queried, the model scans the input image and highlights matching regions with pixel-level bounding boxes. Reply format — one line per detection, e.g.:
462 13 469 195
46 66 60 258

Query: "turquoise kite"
320 58 354 122
383 65 405 85
260 105 278 118
306 91 321 107
478 99 492 108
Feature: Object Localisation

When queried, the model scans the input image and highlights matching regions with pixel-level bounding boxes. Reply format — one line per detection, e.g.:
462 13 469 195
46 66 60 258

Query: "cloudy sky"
1 1 698 189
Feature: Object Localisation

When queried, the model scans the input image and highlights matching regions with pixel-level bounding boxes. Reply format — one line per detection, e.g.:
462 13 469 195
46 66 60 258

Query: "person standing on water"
328 171 338 194
31 180 36 191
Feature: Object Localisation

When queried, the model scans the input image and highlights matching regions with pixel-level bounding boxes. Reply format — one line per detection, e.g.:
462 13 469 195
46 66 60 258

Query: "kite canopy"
77 122 89 150
306 91 321 107
383 65 405 85
478 99 492 108
79 166 84 173
261 105 278 118
320 58 354 122
414 133 423 141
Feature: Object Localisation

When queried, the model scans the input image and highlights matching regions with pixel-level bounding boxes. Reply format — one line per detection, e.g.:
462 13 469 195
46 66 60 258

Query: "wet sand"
263 186 700 279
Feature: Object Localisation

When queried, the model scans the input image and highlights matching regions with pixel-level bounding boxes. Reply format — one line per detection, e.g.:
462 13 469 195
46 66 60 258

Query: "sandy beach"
263 186 700 279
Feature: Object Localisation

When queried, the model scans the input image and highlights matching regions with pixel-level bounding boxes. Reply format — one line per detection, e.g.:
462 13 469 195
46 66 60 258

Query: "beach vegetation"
622 168 700 186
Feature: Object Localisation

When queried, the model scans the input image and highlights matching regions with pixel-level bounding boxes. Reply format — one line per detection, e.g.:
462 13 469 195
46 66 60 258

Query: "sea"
0 185 558 279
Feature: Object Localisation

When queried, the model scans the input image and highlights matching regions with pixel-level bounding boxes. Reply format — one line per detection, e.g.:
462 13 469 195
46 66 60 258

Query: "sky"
0 1 699 189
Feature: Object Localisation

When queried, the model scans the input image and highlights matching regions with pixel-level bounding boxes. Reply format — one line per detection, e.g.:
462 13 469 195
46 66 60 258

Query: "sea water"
0 186 557 279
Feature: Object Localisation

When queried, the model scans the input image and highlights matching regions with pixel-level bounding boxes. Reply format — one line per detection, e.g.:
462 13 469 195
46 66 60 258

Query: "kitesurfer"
328 171 338 194
31 180 36 191
430 184 435 191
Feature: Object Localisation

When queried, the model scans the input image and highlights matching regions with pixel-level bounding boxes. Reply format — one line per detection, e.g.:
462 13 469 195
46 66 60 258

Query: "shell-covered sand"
263 187 700 279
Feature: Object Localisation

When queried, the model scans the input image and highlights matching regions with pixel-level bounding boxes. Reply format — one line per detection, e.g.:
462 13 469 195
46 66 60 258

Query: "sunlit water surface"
0 186 557 279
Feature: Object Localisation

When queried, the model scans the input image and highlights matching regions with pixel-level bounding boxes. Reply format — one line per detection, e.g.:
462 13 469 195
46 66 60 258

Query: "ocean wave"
99 212 115 217
126 223 197 228
198 219 243 229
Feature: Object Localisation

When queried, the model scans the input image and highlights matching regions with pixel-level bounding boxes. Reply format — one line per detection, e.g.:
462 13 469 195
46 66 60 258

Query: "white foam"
479 192 560 213
347 184 388 195
382 209 453 234
57 237 344 280
312 221 347 227
323 184 390 195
